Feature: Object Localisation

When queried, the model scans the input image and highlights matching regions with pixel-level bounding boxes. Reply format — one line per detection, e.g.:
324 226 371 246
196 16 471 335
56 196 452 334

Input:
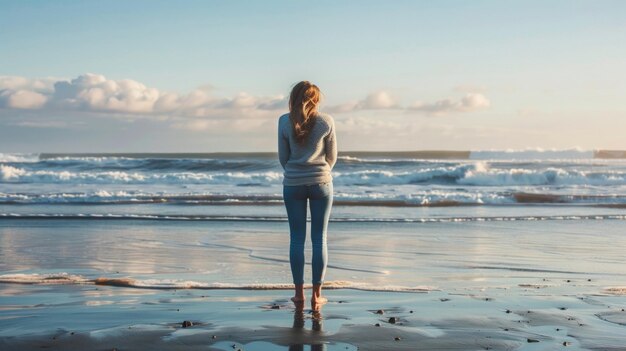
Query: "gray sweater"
278 112 338 186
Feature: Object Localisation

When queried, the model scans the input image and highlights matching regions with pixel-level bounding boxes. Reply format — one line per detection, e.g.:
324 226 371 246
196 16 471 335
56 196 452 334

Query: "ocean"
2 149 626 211
2 150 626 349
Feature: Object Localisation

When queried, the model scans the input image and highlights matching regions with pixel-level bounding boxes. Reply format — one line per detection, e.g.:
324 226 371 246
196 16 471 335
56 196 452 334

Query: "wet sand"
2 218 626 350
2 277 626 350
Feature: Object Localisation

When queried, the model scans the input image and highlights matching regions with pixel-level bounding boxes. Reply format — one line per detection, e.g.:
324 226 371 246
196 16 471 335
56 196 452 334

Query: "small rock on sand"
182 321 193 328
527 338 539 343
375 309 384 314
388 317 397 324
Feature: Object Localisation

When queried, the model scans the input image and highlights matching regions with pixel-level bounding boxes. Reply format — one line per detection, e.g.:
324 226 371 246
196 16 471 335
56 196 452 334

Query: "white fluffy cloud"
0 76 56 93
50 74 159 113
409 93 490 115
0 73 287 118
0 74 490 123
0 89 48 109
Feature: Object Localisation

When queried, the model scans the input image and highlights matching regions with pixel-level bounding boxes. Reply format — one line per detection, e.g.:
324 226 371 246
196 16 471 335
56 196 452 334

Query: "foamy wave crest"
0 190 145 204
470 148 594 160
458 163 626 186
3 189 626 206
0 153 40 163
333 163 626 186
37 156 272 172
2 213 625 222
0 272 91 285
0 273 433 292
0 165 282 184
332 164 472 185
4 160 626 187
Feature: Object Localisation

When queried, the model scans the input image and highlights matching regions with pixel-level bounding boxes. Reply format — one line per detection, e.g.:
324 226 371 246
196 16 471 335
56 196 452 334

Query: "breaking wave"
3 162 626 187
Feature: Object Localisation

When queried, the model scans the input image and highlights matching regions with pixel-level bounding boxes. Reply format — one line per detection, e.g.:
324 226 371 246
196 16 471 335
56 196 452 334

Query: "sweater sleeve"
278 117 290 170
325 117 338 169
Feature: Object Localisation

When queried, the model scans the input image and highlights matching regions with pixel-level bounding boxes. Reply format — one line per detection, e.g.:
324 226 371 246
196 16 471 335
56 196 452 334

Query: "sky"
1 0 625 152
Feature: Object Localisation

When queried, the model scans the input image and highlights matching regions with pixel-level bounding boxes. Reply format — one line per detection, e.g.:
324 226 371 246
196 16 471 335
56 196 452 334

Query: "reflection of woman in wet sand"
291 301 325 351
278 81 337 311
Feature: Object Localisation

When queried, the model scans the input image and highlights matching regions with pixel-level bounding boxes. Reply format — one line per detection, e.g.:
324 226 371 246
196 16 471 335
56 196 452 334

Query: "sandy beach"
2 216 626 350
4 284 626 351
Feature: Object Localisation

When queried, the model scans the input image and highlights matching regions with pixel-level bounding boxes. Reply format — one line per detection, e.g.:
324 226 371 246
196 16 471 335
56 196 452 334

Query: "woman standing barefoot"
278 81 337 311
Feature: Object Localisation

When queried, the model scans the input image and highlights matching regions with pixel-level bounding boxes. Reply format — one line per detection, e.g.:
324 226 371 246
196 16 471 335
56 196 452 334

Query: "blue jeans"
283 182 333 285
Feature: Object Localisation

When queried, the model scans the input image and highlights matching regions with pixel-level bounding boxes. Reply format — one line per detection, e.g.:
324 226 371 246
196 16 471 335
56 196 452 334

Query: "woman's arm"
278 118 290 169
325 117 338 169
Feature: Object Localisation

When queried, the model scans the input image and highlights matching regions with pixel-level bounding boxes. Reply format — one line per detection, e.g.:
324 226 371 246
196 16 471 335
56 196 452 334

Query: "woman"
278 81 337 310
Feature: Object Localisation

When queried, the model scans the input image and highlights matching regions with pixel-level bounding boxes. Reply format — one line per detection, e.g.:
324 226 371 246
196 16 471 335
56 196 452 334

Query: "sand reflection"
290 301 326 351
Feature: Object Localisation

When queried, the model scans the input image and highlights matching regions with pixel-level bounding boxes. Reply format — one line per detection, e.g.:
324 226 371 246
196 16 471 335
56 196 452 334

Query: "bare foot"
291 284 305 304
311 296 327 311
291 296 305 303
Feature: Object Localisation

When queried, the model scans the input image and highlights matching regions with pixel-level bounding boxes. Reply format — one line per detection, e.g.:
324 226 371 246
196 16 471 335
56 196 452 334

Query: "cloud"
327 91 399 113
50 74 160 113
327 90 490 115
0 89 48 109
0 74 489 126
0 76 57 93
357 91 398 109
0 73 287 119
408 93 490 115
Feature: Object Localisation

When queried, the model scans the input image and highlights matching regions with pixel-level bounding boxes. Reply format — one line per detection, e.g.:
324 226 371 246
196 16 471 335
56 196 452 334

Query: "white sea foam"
1 213 625 222
0 273 434 292
603 287 626 295
4 187 626 206
470 148 594 160
0 166 283 184
3 152 626 209
0 272 91 285
0 153 40 163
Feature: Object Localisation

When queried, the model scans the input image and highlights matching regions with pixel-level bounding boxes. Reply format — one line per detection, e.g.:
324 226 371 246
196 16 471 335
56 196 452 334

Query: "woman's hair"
289 81 321 144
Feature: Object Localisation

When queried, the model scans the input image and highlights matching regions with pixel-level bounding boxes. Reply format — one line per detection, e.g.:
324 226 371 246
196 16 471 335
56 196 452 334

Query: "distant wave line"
2 149 626 164
1 213 625 222
2 191 626 206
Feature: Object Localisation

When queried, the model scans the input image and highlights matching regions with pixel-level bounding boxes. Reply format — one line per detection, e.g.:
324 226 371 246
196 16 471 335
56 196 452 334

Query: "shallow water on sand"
1 216 625 293
1 214 626 349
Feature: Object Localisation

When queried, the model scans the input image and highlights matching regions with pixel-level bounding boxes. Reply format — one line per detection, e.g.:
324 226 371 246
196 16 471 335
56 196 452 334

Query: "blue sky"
1 0 625 152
